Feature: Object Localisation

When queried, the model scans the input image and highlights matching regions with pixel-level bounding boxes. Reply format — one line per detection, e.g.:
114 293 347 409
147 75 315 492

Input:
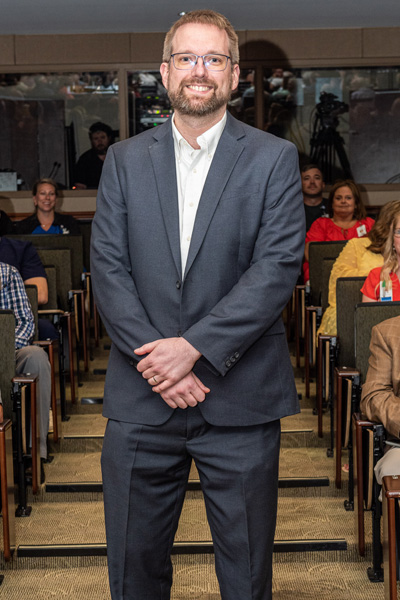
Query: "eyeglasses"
394 229 400 237
170 53 231 71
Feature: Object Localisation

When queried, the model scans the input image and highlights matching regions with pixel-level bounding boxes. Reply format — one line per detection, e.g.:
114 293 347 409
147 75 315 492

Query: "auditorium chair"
334 302 400 514
316 276 366 449
304 247 344 398
0 309 40 514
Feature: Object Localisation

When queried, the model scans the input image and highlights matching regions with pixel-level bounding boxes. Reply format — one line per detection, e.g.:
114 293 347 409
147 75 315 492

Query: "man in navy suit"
91 9 305 600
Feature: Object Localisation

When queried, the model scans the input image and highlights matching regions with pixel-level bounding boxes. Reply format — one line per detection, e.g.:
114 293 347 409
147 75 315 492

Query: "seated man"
74 121 114 189
0 261 51 465
0 236 47 304
301 163 328 232
360 315 400 489
0 236 57 340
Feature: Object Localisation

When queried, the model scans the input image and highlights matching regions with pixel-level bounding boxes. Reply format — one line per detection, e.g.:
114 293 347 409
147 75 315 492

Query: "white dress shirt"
172 112 227 276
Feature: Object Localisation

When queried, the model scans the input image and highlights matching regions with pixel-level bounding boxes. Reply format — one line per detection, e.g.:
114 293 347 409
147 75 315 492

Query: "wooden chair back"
336 277 366 368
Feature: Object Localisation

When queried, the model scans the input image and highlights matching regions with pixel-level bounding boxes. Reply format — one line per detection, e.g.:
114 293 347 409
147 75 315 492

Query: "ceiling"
1 0 400 36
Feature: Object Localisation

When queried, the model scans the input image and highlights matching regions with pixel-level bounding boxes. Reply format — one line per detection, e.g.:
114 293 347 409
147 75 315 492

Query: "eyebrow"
174 49 226 55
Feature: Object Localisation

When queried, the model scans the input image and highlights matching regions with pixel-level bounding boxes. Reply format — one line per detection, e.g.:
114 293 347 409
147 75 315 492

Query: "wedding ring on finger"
152 376 158 385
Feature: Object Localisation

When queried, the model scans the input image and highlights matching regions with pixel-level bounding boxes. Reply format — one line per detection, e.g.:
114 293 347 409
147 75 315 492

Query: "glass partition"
127 71 172 137
0 71 119 190
262 66 400 183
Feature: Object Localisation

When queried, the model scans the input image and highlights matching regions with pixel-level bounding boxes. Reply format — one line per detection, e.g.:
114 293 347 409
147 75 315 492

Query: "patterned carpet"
0 336 396 599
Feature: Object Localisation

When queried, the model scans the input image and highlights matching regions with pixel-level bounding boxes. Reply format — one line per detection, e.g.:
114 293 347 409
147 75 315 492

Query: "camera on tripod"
310 92 352 182
316 92 348 126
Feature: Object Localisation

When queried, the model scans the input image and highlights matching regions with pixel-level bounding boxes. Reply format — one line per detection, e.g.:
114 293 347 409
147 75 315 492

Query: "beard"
95 146 107 155
167 74 232 117
303 188 323 199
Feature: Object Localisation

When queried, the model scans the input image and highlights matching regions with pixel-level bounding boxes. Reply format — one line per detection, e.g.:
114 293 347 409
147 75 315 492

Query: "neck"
303 195 323 207
37 210 54 224
332 213 355 225
173 107 226 149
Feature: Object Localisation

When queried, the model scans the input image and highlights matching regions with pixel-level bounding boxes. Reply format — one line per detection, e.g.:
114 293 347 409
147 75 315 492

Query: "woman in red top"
362 212 400 302
303 180 375 282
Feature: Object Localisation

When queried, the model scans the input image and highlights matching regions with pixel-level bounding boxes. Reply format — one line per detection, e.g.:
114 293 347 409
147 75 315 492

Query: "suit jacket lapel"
184 114 246 278
149 121 182 277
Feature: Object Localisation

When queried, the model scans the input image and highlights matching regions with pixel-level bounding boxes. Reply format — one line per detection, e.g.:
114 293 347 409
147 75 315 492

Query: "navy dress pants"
101 405 281 600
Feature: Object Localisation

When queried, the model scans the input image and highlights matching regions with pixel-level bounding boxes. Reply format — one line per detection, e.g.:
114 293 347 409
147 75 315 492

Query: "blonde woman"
362 206 400 301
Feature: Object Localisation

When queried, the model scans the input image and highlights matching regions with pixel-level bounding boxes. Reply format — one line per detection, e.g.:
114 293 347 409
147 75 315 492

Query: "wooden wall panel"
0 28 397 67
129 32 165 63
0 36 15 65
241 29 362 62
15 33 131 65
363 28 400 57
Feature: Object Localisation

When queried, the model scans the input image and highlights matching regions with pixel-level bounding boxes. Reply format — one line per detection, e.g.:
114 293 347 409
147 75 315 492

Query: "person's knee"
16 345 51 377
375 447 400 484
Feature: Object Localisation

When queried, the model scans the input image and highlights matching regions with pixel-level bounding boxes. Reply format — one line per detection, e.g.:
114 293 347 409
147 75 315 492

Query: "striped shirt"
0 262 35 349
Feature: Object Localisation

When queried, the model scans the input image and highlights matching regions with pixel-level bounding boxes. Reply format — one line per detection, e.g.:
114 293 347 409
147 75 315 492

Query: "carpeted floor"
0 334 396 599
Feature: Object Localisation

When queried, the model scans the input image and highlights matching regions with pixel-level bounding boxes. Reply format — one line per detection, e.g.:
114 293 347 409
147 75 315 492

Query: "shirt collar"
172 112 227 159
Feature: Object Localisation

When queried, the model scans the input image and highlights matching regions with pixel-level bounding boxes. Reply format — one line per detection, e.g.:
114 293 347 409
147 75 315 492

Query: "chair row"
0 230 99 562
291 241 400 598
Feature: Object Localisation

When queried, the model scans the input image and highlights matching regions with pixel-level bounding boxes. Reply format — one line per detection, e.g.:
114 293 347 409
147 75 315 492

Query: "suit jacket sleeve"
90 147 162 360
183 142 305 376
360 324 400 438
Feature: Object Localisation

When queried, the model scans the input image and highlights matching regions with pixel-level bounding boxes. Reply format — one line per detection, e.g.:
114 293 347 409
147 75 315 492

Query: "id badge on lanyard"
357 224 367 237
380 280 393 301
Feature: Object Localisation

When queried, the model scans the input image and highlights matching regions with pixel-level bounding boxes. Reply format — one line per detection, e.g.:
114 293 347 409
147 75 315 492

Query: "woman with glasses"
303 179 374 283
362 208 400 301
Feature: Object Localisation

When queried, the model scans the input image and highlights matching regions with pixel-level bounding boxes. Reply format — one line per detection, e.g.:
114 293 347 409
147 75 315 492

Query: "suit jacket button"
176 281 181 289
177 330 182 336
234 352 239 359
226 360 232 368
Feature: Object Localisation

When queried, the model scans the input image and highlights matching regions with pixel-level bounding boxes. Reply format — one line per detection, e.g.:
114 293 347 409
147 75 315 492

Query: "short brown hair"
32 178 58 197
300 163 323 177
162 10 239 66
328 179 366 220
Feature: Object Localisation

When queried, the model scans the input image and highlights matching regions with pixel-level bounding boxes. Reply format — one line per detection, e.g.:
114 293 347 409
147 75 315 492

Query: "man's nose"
192 57 206 76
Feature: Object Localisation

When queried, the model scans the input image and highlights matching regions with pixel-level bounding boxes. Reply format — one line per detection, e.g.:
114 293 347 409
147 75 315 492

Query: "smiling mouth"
187 85 213 92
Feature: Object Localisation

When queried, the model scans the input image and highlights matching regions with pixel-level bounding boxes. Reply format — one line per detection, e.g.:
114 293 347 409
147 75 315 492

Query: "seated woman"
362 207 400 301
303 179 375 283
16 178 80 235
361 315 400 493
318 200 400 336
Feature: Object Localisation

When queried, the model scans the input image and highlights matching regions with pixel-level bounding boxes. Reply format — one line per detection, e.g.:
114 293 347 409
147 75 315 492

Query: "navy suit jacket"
91 112 305 426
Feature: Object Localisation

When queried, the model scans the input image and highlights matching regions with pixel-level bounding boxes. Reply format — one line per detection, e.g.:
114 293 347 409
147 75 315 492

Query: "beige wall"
1 27 400 67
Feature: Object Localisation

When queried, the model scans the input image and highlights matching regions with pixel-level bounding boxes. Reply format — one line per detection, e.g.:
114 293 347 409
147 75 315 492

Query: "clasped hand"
134 337 210 409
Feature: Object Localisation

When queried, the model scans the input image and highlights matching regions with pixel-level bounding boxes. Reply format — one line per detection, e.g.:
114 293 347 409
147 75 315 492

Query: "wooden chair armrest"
335 366 360 379
12 374 38 384
334 367 360 489
0 418 12 432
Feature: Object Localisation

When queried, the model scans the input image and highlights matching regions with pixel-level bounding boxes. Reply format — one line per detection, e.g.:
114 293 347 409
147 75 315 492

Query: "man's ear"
160 62 169 89
231 64 240 92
